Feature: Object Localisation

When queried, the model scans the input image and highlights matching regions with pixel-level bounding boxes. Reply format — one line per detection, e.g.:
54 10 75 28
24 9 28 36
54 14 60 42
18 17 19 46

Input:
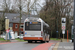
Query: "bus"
23 17 50 43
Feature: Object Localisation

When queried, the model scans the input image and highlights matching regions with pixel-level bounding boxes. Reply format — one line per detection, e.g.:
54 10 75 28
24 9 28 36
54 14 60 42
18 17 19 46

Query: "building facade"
2 13 37 35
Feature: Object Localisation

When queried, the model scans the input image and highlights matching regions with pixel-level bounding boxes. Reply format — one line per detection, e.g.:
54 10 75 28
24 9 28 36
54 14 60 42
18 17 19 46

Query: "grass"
0 38 10 42
50 38 61 41
0 38 25 42
15 38 25 42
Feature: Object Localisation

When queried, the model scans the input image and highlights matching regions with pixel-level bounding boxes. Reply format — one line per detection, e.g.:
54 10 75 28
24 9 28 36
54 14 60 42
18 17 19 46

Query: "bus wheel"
46 41 49 43
41 41 45 43
35 41 37 43
28 40 32 43
72 39 74 42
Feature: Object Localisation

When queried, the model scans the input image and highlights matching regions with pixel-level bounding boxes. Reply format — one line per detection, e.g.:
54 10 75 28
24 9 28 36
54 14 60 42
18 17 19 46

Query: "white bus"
23 17 50 43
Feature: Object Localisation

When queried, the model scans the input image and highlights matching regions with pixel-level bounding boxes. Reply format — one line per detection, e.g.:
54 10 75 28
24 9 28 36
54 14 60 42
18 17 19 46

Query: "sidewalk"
52 39 73 50
10 40 19 42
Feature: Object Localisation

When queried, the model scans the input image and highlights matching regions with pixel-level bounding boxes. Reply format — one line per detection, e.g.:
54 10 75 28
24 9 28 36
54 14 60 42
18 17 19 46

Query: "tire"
46 41 49 43
41 41 45 43
28 40 32 43
35 41 37 43
72 39 74 42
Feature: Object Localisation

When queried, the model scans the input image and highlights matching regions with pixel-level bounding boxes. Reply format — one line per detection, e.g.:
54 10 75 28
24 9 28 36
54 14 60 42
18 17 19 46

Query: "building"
0 13 38 35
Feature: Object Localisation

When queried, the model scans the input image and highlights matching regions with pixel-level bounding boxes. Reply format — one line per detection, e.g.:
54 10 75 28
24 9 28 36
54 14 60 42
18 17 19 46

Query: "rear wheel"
35 41 37 43
41 41 45 43
46 41 49 43
72 39 74 42
28 40 32 43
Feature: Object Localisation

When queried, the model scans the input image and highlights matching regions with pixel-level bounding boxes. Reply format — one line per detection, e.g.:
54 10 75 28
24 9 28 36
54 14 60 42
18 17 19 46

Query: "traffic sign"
61 18 66 23
62 30 65 34
62 26 65 29
61 18 66 41
61 18 66 30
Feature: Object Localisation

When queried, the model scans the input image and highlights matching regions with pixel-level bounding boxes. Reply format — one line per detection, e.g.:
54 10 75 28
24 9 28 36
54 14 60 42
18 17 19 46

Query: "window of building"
15 24 18 28
20 24 23 28
9 23 13 27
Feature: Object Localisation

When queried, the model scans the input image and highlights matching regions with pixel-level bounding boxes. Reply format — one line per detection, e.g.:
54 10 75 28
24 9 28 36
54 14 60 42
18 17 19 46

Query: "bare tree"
40 0 73 38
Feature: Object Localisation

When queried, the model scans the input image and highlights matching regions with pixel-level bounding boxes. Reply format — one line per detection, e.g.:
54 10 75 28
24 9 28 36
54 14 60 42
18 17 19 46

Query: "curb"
52 42 60 50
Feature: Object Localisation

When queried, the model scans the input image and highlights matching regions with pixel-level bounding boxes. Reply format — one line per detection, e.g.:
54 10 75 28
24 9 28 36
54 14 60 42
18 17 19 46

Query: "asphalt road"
0 40 59 50
58 42 73 50
0 42 42 50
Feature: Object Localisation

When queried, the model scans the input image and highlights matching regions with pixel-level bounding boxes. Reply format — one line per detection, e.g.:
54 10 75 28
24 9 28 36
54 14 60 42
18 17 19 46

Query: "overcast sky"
0 0 45 15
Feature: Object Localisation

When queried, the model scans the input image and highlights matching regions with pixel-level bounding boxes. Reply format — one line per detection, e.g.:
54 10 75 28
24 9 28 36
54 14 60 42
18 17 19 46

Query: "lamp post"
5 17 8 41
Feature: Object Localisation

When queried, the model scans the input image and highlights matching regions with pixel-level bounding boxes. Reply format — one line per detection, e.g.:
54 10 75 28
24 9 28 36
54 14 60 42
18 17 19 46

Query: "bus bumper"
23 37 43 41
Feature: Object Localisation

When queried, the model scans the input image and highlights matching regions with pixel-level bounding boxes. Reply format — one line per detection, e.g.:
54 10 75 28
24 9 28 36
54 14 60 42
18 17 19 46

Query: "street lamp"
5 17 8 41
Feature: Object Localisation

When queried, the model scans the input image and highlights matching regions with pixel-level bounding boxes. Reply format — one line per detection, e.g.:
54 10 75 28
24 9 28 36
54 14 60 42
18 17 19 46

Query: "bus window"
25 22 41 31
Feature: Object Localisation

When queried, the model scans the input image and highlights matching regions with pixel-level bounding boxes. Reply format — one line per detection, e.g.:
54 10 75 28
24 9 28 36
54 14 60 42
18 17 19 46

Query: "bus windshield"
25 22 41 31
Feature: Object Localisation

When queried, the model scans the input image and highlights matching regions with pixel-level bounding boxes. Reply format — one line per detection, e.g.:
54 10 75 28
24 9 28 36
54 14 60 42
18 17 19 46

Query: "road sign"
61 18 66 30
62 26 65 29
61 18 66 41
62 30 65 34
61 18 66 23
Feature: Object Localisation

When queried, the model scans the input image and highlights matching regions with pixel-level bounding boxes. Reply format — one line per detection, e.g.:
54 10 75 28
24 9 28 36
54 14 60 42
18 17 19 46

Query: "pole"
67 30 68 42
62 30 65 42
74 0 75 50
19 0 22 36
63 34 64 42
56 6 58 39
56 0 58 39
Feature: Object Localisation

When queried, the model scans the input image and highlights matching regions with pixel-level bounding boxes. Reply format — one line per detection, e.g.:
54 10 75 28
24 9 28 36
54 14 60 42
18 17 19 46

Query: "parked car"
17 34 23 39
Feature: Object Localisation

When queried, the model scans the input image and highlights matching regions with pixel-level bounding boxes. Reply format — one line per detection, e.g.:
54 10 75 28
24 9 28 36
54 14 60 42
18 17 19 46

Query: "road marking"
52 42 60 50
32 43 54 50
0 42 17 45
49 44 55 50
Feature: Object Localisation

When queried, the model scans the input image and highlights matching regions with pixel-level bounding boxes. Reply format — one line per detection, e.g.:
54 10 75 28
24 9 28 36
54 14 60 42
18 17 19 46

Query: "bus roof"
25 17 49 27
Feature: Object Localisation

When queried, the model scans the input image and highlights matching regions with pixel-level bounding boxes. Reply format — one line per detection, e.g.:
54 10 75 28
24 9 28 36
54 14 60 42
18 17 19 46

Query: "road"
58 42 73 50
0 41 55 50
0 42 41 50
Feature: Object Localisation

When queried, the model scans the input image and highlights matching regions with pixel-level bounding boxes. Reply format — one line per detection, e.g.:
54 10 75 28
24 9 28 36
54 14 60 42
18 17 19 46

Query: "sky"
0 0 45 15
0 0 73 16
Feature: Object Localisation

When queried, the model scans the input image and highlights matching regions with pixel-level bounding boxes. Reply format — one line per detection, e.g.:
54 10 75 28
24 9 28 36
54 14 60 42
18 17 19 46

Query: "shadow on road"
25 41 49 44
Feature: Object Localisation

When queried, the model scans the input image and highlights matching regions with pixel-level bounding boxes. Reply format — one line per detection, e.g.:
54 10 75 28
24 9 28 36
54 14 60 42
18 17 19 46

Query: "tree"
0 0 10 38
39 0 73 38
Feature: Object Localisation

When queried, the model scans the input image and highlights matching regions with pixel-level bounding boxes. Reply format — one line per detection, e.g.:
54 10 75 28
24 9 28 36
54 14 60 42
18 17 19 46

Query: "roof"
25 17 49 27
0 13 39 23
